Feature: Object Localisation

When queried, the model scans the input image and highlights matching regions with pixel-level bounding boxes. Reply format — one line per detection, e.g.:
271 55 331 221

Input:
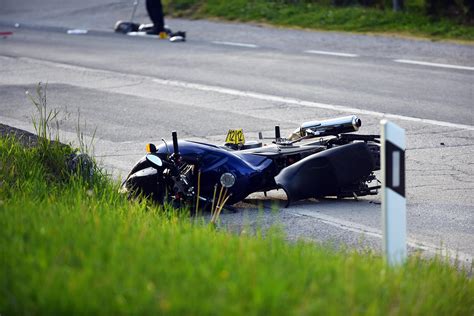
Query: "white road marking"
395 59 474 71
294 210 473 263
151 78 474 131
305 50 358 58
212 41 258 48
16 56 474 131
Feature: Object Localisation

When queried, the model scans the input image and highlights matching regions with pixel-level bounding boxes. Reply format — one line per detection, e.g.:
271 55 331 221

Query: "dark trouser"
146 0 164 33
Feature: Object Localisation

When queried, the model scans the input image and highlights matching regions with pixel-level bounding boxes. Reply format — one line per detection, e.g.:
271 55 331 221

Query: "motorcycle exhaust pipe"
289 115 362 140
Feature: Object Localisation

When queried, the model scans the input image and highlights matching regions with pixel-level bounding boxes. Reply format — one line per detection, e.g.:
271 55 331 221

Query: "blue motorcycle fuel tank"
157 141 276 204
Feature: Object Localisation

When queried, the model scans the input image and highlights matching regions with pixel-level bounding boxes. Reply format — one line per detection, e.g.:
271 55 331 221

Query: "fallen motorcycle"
121 115 381 210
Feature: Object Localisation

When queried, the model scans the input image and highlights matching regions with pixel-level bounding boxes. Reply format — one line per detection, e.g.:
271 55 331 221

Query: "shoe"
169 31 186 42
115 21 139 34
138 23 154 32
145 28 158 35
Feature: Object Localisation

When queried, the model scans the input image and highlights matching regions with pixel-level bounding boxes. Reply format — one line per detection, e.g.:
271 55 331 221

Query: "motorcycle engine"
169 164 195 201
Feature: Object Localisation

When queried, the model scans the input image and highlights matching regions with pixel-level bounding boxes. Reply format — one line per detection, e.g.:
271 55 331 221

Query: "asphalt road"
1 0 473 263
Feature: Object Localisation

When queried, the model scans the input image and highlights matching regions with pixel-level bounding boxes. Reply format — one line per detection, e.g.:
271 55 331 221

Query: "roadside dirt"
0 123 66 148
0 123 40 147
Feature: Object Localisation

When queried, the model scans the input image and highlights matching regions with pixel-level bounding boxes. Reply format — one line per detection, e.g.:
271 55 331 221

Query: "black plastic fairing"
275 142 375 204
124 167 164 201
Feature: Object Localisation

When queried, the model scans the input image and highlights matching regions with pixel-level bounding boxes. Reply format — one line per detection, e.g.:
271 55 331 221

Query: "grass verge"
164 0 474 42
1 135 473 314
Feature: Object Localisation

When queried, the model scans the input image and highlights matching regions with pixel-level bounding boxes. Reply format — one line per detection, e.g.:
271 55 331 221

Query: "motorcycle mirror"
146 154 163 168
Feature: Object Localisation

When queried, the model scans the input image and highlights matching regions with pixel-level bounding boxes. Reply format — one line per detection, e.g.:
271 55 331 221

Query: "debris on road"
0 32 13 38
67 29 88 35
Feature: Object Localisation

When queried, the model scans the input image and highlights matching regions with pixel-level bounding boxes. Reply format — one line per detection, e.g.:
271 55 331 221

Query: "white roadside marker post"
381 120 407 266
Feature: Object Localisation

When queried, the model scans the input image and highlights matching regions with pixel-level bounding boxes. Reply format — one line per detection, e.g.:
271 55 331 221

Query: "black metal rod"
275 126 280 139
172 131 179 155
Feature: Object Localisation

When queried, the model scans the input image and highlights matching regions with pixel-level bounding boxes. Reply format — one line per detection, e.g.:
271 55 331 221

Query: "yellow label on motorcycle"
225 129 245 145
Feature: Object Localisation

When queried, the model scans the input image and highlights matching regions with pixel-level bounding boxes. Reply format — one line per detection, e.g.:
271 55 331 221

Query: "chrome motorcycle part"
220 173 236 188
171 164 195 201
289 115 362 140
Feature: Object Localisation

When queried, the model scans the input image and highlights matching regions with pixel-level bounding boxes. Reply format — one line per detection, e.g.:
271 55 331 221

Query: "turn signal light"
146 143 157 153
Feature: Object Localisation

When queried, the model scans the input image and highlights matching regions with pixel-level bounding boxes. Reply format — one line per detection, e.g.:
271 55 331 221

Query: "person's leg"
154 0 165 33
146 0 165 33
145 0 156 26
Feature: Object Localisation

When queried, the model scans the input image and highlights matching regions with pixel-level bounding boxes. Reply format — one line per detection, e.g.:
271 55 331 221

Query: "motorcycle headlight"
220 173 236 188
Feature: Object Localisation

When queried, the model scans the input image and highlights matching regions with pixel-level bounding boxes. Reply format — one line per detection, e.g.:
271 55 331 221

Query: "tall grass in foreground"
1 136 473 315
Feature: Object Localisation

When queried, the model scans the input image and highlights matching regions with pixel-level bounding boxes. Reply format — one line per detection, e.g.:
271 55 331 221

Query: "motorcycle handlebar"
275 126 281 139
172 131 179 156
